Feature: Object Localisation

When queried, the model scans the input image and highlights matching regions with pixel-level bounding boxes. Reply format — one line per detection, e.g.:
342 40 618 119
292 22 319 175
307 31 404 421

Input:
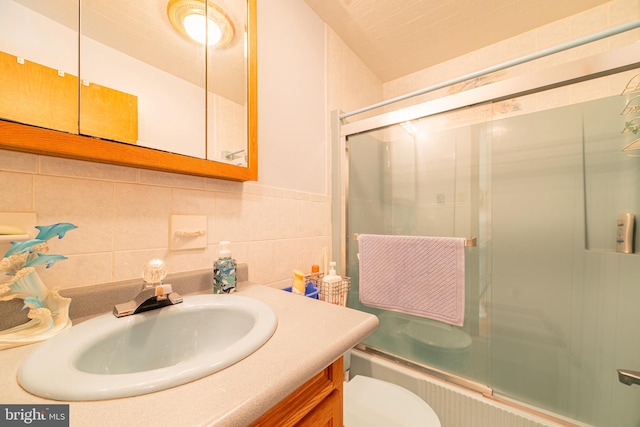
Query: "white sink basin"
18 294 277 401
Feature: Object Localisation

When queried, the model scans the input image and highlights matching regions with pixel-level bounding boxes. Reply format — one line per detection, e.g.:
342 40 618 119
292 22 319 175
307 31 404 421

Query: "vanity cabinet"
249 357 343 427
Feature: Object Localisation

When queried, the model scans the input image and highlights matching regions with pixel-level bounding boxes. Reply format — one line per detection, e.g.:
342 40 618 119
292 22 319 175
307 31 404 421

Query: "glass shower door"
346 102 492 387
344 83 640 426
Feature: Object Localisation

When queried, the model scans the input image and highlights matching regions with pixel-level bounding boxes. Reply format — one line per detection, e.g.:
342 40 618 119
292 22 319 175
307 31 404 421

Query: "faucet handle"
155 284 173 298
143 259 167 285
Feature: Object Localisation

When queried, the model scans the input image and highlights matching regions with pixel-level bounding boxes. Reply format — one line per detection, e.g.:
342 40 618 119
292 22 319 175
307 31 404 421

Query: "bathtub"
348 347 590 427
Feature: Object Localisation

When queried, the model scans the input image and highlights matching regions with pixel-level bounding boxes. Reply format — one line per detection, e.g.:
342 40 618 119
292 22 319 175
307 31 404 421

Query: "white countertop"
0 284 379 426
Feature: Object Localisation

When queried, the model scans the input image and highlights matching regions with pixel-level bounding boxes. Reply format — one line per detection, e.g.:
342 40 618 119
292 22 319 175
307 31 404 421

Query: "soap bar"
0 225 27 235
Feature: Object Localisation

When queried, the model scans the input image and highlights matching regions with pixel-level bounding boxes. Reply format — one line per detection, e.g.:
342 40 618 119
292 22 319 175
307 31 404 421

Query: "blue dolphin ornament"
22 296 44 311
24 253 68 269
3 239 45 257
34 223 78 241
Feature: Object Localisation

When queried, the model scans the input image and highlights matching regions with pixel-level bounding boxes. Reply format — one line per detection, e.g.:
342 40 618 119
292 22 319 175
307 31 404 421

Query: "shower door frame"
333 42 640 394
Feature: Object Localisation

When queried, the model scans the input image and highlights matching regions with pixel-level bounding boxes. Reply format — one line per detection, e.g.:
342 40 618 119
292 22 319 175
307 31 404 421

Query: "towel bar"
353 233 477 247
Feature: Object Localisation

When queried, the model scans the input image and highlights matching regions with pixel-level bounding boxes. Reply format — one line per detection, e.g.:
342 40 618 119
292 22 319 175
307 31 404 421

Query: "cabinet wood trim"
249 357 343 427
0 120 256 181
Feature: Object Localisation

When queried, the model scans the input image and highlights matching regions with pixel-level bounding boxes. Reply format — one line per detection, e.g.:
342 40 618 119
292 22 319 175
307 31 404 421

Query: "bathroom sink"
18 294 277 401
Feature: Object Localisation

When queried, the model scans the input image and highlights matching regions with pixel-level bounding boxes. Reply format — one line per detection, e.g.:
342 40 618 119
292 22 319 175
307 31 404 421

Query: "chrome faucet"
113 283 183 317
113 259 183 318
617 369 640 386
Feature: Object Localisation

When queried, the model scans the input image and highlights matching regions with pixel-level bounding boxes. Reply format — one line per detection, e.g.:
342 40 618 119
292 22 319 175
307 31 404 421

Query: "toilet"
343 352 441 427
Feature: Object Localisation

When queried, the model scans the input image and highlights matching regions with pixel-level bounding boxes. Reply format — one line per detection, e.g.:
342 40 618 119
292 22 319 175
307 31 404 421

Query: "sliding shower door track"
354 343 492 396
353 344 582 427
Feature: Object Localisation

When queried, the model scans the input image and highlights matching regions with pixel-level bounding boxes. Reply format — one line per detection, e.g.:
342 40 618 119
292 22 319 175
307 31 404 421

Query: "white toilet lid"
344 375 441 427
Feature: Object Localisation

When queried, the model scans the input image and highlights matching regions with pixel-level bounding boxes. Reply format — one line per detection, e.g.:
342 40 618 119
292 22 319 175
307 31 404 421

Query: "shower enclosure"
335 43 640 426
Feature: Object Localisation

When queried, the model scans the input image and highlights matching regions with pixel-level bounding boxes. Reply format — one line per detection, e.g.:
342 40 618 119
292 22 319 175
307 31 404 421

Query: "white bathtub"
348 347 590 427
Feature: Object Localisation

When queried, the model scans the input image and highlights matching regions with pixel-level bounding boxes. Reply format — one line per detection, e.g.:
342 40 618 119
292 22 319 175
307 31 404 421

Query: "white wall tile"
0 149 38 173
33 175 114 255
296 236 330 272
139 169 206 189
166 245 218 274
214 192 254 243
0 171 32 211
39 253 113 290
246 239 277 284
204 177 244 193
276 197 299 239
39 156 138 182
249 195 279 241
113 183 171 251
297 199 329 238
272 238 299 284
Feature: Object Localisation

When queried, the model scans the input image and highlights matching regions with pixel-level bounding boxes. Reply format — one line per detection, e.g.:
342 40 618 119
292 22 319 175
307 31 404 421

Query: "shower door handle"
617 369 640 386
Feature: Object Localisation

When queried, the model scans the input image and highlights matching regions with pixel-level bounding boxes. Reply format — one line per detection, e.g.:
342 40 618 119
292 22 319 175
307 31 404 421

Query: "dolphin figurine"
34 223 78 241
22 296 44 311
3 239 45 257
24 253 68 269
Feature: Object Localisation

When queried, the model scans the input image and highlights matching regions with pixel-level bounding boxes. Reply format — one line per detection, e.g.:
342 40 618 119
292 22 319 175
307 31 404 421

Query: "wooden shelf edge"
0 120 257 181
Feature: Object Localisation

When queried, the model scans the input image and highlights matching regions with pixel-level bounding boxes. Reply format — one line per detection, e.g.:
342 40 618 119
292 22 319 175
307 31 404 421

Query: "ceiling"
304 0 613 82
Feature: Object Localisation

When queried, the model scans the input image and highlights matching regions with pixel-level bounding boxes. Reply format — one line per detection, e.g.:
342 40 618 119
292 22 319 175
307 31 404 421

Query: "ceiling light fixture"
168 0 234 47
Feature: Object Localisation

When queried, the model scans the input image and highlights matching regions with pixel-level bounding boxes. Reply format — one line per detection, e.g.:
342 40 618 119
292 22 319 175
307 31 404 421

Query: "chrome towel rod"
353 233 476 247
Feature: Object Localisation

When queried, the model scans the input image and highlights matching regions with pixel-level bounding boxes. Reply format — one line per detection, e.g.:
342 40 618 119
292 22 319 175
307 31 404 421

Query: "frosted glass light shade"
168 0 234 47
183 14 223 45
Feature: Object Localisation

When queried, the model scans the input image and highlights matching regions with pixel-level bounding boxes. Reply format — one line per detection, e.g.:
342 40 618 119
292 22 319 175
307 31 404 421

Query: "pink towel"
358 234 465 326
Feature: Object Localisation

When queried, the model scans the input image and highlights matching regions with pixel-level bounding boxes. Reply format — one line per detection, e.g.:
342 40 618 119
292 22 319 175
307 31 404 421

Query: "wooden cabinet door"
249 357 343 427
0 51 77 134
297 390 342 427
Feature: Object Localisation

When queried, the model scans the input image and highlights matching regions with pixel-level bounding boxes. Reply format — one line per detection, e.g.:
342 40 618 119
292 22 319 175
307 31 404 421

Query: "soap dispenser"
321 261 342 304
213 241 237 294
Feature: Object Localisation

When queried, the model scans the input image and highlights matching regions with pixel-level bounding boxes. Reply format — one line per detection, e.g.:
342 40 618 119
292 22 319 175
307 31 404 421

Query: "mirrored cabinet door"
79 0 207 158
205 0 249 166
0 0 257 182
0 0 79 134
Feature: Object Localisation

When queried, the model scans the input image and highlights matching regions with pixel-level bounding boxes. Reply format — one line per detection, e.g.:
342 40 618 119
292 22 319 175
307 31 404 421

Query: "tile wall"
0 149 330 290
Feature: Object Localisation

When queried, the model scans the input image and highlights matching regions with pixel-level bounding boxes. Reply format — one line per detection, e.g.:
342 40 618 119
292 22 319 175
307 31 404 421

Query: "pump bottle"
321 261 342 304
213 241 237 293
